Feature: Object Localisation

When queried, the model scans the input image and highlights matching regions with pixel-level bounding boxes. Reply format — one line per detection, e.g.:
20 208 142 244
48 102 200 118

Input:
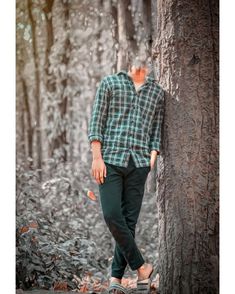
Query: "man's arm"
149 89 165 155
88 76 110 185
88 76 110 145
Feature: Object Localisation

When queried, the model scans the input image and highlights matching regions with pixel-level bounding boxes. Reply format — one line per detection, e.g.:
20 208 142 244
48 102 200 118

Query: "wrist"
93 155 102 160
150 150 158 155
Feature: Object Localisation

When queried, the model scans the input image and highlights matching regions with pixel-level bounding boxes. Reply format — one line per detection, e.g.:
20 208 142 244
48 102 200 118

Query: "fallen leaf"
80 284 89 292
87 190 97 201
29 221 38 229
20 226 29 234
53 281 68 290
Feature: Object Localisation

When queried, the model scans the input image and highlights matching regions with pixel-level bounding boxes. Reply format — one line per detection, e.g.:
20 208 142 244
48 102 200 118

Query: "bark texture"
154 0 219 293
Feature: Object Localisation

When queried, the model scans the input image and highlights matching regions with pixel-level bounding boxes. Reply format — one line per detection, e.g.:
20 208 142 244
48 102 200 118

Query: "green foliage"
16 164 110 291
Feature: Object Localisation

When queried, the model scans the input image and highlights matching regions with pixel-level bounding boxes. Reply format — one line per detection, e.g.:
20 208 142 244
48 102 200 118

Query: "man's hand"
91 157 107 185
150 150 158 170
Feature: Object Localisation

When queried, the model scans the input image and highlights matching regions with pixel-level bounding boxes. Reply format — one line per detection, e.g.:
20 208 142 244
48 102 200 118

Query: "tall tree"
27 0 42 179
153 0 219 293
47 0 70 163
117 0 137 71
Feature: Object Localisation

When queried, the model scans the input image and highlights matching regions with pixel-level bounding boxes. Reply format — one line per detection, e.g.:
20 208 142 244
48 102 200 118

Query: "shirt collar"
117 70 156 83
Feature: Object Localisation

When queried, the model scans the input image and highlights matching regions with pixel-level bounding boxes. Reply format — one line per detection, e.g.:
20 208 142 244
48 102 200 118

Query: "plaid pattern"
88 70 165 168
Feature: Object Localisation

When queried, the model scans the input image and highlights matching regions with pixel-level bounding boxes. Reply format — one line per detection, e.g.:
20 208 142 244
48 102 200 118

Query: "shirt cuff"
149 142 160 153
150 148 160 154
88 135 103 144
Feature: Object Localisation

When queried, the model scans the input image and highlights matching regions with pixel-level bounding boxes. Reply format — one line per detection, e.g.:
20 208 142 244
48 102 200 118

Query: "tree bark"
21 77 34 169
142 0 153 53
43 0 55 93
154 0 219 293
48 1 70 162
117 0 137 71
111 1 118 73
27 0 42 179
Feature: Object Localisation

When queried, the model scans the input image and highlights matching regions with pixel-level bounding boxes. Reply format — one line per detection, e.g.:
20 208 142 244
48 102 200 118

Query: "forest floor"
17 288 159 294
16 164 159 293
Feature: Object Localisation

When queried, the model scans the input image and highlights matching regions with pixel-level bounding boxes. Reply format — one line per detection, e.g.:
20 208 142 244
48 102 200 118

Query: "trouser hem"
111 272 124 279
130 259 145 271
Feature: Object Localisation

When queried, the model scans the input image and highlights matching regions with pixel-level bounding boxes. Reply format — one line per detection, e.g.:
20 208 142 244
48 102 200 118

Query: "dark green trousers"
98 154 150 278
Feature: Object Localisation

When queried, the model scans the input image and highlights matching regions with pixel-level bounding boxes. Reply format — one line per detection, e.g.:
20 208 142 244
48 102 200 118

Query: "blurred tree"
16 0 115 178
27 0 42 177
116 0 137 71
47 0 70 163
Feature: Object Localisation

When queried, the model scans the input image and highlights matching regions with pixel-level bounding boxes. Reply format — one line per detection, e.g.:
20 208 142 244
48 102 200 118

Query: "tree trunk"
27 0 42 179
111 1 118 73
43 0 54 71
142 0 152 52
21 77 34 169
154 0 219 293
48 1 70 162
117 0 137 71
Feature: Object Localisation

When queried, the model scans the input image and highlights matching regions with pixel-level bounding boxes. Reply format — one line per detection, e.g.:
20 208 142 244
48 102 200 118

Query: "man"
88 53 165 294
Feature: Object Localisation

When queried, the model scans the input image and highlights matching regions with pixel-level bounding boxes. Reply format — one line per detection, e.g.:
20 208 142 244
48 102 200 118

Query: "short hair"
127 49 152 70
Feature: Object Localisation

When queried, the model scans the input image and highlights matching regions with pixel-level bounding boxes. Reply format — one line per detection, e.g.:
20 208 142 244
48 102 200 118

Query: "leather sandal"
137 267 154 294
108 281 128 294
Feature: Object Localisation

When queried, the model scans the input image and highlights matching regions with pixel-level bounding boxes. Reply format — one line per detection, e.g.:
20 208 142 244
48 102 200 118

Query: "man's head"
127 48 152 81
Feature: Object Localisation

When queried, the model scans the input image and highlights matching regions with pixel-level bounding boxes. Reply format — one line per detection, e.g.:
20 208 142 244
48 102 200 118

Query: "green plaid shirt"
88 70 165 168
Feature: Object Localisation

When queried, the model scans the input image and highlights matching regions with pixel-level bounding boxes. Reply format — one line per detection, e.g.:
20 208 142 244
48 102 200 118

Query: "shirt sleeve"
149 89 165 154
88 77 110 145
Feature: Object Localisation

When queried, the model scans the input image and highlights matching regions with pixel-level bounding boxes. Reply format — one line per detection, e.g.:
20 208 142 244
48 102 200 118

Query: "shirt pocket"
110 84 132 107
138 98 156 119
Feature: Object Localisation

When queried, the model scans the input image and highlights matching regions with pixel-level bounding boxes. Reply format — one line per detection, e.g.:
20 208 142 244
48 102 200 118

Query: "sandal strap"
137 279 151 293
137 278 150 283
108 282 128 294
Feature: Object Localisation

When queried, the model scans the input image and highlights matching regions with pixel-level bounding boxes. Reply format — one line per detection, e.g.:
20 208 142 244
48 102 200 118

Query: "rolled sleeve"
149 89 165 154
88 77 110 145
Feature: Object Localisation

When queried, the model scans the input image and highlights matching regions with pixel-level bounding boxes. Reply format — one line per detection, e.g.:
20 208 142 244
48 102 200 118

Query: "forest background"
11 0 220 293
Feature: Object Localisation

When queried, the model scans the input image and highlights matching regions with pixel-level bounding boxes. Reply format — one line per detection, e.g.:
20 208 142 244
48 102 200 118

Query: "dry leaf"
87 190 97 201
53 281 68 290
29 221 38 229
80 284 89 292
20 226 29 234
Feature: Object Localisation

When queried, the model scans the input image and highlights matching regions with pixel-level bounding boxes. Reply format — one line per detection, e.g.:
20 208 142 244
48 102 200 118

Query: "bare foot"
110 277 122 284
137 263 153 281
